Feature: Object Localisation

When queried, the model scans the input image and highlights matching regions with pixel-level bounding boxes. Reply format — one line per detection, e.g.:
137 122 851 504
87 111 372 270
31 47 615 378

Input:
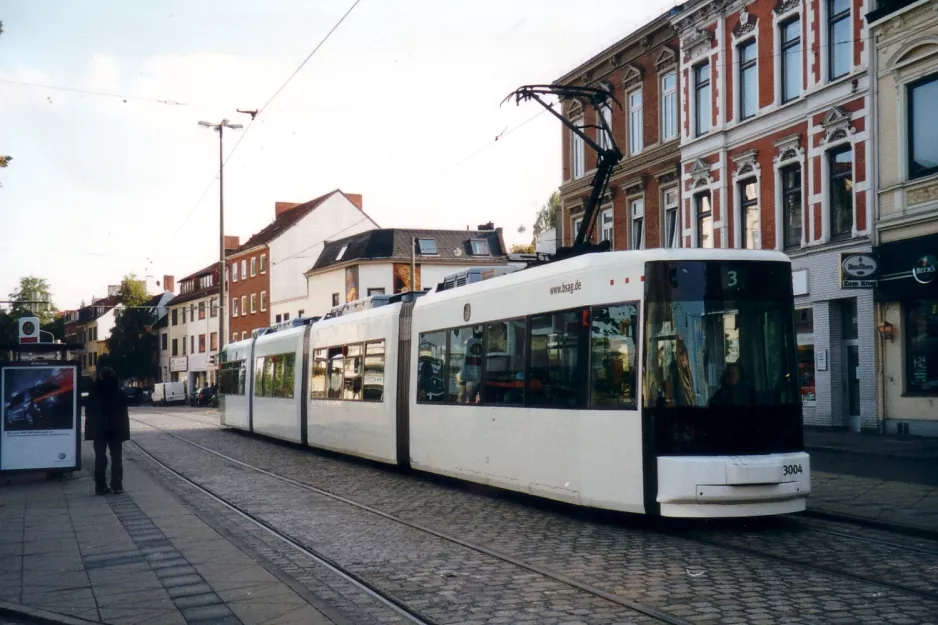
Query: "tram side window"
255 353 296 398
219 361 244 396
327 347 344 400
484 319 526 405
363 341 385 401
590 304 638 408
344 344 363 400
528 310 582 408
417 331 447 402
310 349 327 399
447 325 484 404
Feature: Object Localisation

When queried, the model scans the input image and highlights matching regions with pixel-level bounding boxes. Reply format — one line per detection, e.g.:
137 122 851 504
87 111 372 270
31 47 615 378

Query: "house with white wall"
301 227 509 318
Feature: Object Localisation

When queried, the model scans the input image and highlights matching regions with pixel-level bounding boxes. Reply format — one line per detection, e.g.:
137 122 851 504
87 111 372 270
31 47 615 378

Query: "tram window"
344 344 363 400
219 361 244 396
590 304 638 409
484 319 525 405
254 357 267 397
281 353 296 399
528 310 582 408
447 326 484 404
310 349 327 399
254 353 295 398
364 341 385 401
327 347 344 400
417 331 447 402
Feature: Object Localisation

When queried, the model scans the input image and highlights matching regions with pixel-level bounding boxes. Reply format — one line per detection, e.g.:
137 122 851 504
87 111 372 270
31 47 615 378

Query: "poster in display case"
0 361 81 472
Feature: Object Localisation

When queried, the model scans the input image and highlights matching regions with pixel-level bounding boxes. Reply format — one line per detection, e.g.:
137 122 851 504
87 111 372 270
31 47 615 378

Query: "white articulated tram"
220 249 810 518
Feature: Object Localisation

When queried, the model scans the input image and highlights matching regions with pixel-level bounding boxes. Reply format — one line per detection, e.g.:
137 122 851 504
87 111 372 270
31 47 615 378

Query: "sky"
0 0 677 310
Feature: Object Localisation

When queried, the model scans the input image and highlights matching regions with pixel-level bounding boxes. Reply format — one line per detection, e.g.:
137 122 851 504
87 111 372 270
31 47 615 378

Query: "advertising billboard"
0 362 81 472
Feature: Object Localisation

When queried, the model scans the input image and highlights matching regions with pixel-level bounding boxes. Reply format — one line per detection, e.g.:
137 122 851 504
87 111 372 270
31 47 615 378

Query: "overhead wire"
0 78 190 105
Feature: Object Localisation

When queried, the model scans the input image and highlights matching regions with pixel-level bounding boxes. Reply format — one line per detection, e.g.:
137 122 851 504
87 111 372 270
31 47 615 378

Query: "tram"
219 249 810 518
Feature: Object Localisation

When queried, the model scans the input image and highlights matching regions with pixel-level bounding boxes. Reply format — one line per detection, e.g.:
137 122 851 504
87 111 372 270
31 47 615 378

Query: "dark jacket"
84 378 130 442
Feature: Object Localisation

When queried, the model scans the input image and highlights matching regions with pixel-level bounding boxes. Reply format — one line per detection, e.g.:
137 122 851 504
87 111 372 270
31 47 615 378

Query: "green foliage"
510 243 535 254
106 274 157 383
533 191 560 237
8 276 56 325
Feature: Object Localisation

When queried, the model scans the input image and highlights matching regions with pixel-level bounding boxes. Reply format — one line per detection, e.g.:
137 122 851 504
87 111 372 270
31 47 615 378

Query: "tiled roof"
308 228 508 273
169 263 219 307
231 190 375 255
78 296 119 323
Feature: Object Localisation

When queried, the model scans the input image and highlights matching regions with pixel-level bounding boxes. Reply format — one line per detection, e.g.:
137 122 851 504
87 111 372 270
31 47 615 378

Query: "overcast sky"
0 0 676 309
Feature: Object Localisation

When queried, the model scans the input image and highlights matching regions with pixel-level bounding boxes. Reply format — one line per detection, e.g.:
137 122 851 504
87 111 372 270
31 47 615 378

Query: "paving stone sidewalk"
0 441 336 625
805 430 938 534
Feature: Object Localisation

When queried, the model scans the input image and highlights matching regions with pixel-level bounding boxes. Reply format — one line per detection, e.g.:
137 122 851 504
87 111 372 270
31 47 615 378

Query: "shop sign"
912 254 937 285
170 356 188 372
841 253 879 289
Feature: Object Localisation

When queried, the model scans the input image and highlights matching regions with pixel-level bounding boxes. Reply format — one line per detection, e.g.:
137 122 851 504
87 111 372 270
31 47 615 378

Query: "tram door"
841 299 861 432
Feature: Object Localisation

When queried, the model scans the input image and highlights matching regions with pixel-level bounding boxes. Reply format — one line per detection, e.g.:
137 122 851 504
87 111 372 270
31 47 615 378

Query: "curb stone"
0 602 101 625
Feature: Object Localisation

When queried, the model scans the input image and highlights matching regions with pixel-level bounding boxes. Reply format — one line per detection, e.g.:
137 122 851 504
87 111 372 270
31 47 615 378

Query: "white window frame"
572 214 584 243
240 260 247 280
736 178 761 249
736 37 758 121
775 7 803 106
232 262 238 282
232 297 239 317
250 257 256 277
260 254 267 274
662 187 680 248
260 290 267 312
661 71 678 142
694 191 714 248
241 295 247 317
628 89 643 155
694 62 712 137
571 117 585 179
824 0 852 84
600 207 614 247
598 103 613 151
630 198 645 250
250 293 257 314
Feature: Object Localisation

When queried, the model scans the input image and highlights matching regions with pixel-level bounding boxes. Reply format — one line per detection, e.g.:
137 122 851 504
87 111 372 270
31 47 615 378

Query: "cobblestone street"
119 408 938 625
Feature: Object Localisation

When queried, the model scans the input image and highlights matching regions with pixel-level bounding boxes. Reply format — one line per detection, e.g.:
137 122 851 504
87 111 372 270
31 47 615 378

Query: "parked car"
195 386 216 407
151 382 186 405
122 386 144 406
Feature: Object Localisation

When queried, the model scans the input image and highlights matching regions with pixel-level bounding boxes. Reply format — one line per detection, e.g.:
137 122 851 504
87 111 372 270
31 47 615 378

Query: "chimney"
163 274 175 294
224 235 240 254
345 194 363 211
477 221 495 231
275 202 300 217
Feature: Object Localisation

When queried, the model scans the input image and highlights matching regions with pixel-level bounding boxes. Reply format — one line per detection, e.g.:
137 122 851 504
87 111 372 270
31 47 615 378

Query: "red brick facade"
227 245 270 342
556 12 683 252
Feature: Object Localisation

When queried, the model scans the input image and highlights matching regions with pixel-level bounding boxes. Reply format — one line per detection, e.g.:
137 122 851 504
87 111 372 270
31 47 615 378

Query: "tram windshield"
643 260 802 456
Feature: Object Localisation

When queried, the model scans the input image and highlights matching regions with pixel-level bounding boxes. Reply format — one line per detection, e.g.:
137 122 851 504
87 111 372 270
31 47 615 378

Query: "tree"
8 276 57 325
533 191 560 237
510 243 535 254
106 275 157 383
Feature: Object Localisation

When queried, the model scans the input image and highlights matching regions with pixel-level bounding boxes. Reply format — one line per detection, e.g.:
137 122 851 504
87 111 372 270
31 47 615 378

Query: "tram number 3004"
783 464 804 476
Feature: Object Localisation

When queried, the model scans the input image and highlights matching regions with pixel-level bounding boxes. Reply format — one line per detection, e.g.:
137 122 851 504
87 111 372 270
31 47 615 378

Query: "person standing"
84 367 129 495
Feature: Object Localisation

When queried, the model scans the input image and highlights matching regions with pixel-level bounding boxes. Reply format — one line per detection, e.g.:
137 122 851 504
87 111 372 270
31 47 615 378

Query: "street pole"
198 119 242 355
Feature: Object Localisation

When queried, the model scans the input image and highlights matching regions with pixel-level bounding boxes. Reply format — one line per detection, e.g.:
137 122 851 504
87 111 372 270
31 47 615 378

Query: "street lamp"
198 119 242 354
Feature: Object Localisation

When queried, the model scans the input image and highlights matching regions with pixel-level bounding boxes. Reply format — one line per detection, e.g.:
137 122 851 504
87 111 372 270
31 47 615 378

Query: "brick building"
226 232 270 343
556 9 684 252
671 0 875 431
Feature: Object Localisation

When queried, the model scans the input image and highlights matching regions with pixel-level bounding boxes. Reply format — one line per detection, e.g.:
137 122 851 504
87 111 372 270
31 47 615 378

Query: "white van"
151 382 186 405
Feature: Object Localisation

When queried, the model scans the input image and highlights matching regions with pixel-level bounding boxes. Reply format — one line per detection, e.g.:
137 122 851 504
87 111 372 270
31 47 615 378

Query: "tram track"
131 410 938 623
129 416 692 625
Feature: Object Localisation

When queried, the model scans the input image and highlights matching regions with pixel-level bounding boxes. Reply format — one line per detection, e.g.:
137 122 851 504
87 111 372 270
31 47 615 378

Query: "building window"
739 180 759 249
796 308 816 404
198 302 206 320
572 216 583 242
232 332 238 343
191 335 195 354
695 63 711 136
332 293 340 307
210 332 218 351
199 334 206 353
210 298 218 317
781 164 803 248
250 294 257 314
908 75 938 179
571 117 585 178
662 72 677 141
738 40 757 120
232 262 238 282
298 309 305 317
232 297 239 317
470 239 490 255
171 309 177 326
367 288 385 297
275 314 282 323
283 312 290 321
260 291 267 312
183 337 187 355
781 18 801 103
336 244 348 261
664 187 680 248
600 208 613 245
631 199 645 250
696 192 713 248
829 145 853 239
241 296 247 317
598 103 613 151
161 333 168 350
628 89 643 155
240 260 247 280
907 301 938 394
417 238 437 255
172 338 178 356
241 331 247 340
260 254 267 273
829 0 850 80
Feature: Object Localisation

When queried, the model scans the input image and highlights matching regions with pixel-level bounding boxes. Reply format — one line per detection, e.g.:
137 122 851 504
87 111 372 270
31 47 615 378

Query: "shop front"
874 232 938 437
790 247 878 433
